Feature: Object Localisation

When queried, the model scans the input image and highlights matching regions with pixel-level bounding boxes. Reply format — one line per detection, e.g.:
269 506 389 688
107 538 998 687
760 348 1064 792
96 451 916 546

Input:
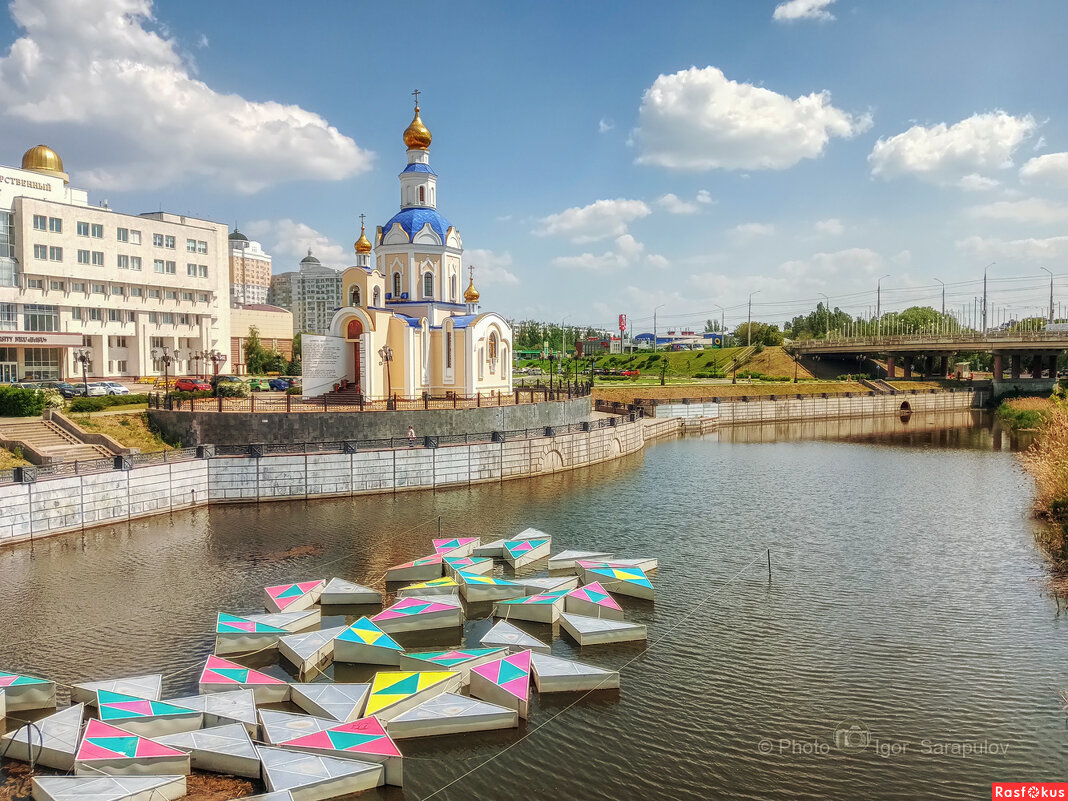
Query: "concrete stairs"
0 419 113 462
859 378 895 394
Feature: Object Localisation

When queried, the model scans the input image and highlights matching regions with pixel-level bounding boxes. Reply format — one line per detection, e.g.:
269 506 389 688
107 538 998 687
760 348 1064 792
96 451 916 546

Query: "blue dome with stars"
380 207 453 244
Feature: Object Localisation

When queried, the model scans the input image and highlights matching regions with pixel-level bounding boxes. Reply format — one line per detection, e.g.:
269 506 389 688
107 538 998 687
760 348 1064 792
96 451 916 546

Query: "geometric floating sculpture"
469 651 532 719
319 578 381 606
258 710 336 746
431 537 480 557
279 717 403 787
588 557 658 572
442 556 493 579
397 648 507 683
471 539 506 557
511 576 579 595
371 596 463 633
263 580 326 614
70 676 162 707
514 527 551 541
395 577 459 598
559 613 647 646
333 618 403 666
278 626 350 675
290 684 370 723
530 652 620 693
243 610 321 633
257 746 384 799
74 719 190 776
547 550 612 571
1 702 85 770
31 775 187 801
215 613 288 656
96 691 202 738
501 538 551 569
563 581 625 620
493 591 567 624
198 655 290 703
455 572 525 603
362 671 462 722
479 620 551 654
155 723 260 778
578 565 654 600
161 690 258 736
385 692 518 739
0 671 56 712
383 556 442 584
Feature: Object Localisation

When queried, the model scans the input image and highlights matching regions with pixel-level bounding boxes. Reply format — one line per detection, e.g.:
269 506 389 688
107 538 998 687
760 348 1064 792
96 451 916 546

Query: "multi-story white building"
228 229 272 306
268 252 342 335
0 145 229 381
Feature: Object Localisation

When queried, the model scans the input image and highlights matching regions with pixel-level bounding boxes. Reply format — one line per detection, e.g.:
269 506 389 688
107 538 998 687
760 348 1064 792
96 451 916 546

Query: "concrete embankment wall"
0 419 644 547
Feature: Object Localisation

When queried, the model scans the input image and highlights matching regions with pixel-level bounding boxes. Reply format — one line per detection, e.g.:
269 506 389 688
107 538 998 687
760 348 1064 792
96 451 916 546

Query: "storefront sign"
0 332 83 347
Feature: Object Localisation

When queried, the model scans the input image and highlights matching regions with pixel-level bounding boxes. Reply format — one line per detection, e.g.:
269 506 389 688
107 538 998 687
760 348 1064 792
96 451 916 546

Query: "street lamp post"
72 347 92 397
653 304 664 353
208 349 227 377
712 304 725 337
150 345 183 401
561 315 571 378
378 345 394 408
934 278 945 323
982 262 995 332
747 291 761 347
1042 266 1054 323
876 274 891 328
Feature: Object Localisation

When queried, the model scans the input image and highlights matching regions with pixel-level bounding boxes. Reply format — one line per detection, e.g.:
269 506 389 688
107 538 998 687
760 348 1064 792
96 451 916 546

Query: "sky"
2 0 1068 334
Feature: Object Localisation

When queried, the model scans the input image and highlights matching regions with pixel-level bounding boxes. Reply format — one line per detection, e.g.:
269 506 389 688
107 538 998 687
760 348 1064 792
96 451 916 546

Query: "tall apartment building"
228 229 272 305
267 252 342 335
0 145 229 381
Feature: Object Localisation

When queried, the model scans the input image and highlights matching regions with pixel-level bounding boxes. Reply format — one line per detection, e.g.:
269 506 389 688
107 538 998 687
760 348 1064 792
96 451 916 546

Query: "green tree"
243 325 266 374
704 319 722 333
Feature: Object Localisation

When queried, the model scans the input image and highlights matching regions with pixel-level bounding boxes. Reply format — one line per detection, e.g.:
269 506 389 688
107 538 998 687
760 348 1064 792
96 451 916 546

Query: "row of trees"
243 326 302 376
511 320 605 353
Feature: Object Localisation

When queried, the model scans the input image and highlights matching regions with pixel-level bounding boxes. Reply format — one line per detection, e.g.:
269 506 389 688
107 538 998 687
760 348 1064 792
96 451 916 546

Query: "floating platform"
564 581 625 620
469 651 532 720
396 576 459 597
530 653 620 693
215 613 288 656
155 723 260 778
290 683 370 723
559 613 647 646
371 595 464 633
97 691 202 737
32 775 187 801
479 621 551 654
514 527 551 540
547 550 612 571
162 689 258 736
493 591 567 624
579 565 654 600
263 580 326 613
333 617 404 665
385 692 517 739
362 671 462 722
198 655 289 703
243 609 321 633
511 576 580 595
502 538 552 569
383 555 443 583
279 626 349 675
577 557 658 572
280 716 403 787
74 719 190 776
71 675 162 707
442 556 493 579
258 710 336 746
432 537 480 557
319 578 381 606
471 539 505 557
1 702 85 770
0 671 56 712
257 746 384 800
456 572 525 603
398 648 507 683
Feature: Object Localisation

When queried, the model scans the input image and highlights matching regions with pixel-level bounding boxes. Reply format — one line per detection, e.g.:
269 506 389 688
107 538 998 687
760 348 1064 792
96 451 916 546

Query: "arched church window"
373 287 381 306
393 272 401 297
423 272 434 298
446 330 453 368
350 286 361 307
419 186 425 204
451 275 457 301
488 332 498 362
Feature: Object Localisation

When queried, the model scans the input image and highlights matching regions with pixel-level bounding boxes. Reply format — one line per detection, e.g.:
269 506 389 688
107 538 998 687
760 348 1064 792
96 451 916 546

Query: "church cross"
359 213 366 230
411 88 421 108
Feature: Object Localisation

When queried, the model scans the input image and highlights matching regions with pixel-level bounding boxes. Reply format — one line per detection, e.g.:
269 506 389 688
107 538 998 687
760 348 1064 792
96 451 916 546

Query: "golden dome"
354 224 372 254
464 275 480 303
403 106 432 150
21 144 69 183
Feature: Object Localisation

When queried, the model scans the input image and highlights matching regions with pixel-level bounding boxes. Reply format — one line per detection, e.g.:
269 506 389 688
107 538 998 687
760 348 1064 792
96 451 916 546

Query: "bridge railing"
792 331 1068 350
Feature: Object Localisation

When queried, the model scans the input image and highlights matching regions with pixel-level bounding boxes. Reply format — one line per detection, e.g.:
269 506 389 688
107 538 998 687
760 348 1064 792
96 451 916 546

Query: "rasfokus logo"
992 783 1068 799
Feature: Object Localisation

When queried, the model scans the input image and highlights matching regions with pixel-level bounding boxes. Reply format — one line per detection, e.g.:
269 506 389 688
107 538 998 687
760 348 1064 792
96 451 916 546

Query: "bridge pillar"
903 359 912 379
993 354 1003 380
939 355 949 377
886 355 896 379
1011 354 1021 380
1030 353 1042 378
1050 354 1059 378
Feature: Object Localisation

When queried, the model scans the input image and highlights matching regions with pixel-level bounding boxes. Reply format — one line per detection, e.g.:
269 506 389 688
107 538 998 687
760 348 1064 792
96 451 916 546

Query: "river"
0 411 1060 800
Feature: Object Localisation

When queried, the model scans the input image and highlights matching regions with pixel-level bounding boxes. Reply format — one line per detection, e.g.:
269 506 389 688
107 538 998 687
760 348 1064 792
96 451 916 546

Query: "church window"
350 286 361 306
423 272 434 298
446 331 453 368
451 275 457 301
393 272 401 297
373 287 381 306
419 186 425 203
488 332 498 362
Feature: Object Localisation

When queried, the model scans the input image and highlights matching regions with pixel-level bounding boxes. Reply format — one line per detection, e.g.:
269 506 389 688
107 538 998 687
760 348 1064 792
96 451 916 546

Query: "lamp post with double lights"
207 349 227 378
378 344 394 409
150 345 183 401
72 347 92 397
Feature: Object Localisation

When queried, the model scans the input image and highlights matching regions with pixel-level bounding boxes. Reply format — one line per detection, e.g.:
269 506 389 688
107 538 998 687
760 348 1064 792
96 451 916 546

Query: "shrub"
170 390 212 402
40 389 64 409
286 386 303 395
68 393 150 413
217 382 250 398
693 371 725 379
0 386 46 416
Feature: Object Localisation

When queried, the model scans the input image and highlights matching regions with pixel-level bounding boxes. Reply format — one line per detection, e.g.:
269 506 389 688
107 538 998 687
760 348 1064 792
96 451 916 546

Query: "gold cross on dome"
411 88 421 108
469 265 474 281
359 213 366 229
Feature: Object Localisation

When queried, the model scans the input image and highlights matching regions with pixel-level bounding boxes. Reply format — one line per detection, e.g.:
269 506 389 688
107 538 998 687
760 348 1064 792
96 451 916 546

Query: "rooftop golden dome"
21 144 69 184
354 223 372 254
464 274 480 303
403 106 432 150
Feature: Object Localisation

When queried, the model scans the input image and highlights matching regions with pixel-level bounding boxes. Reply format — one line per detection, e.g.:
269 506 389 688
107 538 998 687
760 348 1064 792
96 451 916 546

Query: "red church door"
347 319 364 394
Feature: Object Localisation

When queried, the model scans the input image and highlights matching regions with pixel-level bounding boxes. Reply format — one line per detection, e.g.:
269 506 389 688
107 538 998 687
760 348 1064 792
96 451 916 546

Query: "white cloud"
732 222 776 241
536 198 651 243
632 66 871 171
656 193 700 215
0 0 371 193
1020 152 1068 187
814 218 844 236
957 234 1068 261
779 248 883 280
552 234 666 273
245 219 348 268
195 32 209 49
696 189 714 204
773 0 837 22
465 248 520 286
598 118 615 133
869 111 1036 186
966 198 1068 225
958 173 1000 191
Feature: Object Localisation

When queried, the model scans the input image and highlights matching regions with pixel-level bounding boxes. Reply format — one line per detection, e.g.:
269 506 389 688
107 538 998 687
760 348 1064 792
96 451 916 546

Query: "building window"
419 186 425 203
49 217 62 233
177 314 188 325
71 307 81 321
162 312 174 324
131 287 142 297
78 249 90 264
26 278 42 289
0 305 15 330
373 287 381 306
164 235 175 249
91 224 103 239
117 360 127 373
33 215 46 231
393 272 401 297
165 260 176 274
182 291 193 301
108 309 122 322
91 251 104 266
23 347 60 380
77 221 90 236
186 238 196 252
112 286 125 296
49 246 63 262
49 280 64 291
109 336 128 348
130 230 141 245
131 256 142 271
34 244 47 260
149 289 161 299
187 263 197 276
446 330 453 368
423 272 433 298
488 331 498 363
165 290 177 300
23 304 58 332
117 228 128 242
149 313 158 324
154 259 164 273
91 283 105 293
451 275 457 301
198 265 207 278
197 240 207 254
117 254 129 269
88 308 101 321
71 282 85 292
351 286 361 306
198 292 208 302
153 233 164 247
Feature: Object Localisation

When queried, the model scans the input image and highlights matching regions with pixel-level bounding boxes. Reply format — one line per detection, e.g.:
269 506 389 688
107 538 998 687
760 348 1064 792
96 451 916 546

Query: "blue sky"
2 0 1067 334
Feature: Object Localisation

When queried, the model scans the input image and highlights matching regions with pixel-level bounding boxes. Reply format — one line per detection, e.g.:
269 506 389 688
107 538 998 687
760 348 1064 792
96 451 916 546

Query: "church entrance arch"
347 318 364 393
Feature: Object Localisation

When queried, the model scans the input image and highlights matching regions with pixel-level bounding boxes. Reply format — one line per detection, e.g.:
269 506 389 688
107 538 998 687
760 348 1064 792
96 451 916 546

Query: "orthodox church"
305 99 513 399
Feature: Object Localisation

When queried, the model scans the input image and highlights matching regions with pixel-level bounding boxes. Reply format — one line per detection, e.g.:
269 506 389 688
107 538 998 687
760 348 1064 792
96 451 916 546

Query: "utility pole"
934 278 944 317
747 290 761 347
713 304 724 336
982 262 995 332
1042 266 1054 323
653 304 664 353
819 293 830 338
876 274 890 326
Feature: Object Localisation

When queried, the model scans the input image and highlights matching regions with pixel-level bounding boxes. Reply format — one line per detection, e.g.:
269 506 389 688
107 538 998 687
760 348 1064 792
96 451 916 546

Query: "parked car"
85 383 107 397
97 381 130 396
247 378 271 391
268 377 292 391
174 377 211 392
38 380 84 398
622 369 641 377
210 374 243 392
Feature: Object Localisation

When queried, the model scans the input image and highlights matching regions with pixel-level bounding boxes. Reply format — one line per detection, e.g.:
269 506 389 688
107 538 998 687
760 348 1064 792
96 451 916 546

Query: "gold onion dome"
403 106 432 150
21 144 69 183
354 224 372 254
464 276 480 303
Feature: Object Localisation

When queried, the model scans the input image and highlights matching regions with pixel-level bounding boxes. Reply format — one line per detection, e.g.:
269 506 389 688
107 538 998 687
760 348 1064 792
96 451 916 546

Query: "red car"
174 377 211 392
622 369 641 377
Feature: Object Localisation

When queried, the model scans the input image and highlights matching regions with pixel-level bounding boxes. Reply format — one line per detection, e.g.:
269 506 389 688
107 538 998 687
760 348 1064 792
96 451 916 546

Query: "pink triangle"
265 584 289 600
507 650 532 672
295 580 322 593
201 669 235 684
500 675 530 700
203 655 284 684
471 660 501 683
224 620 256 632
135 739 186 758
77 740 125 760
282 729 335 749
205 655 230 669
106 699 155 715
372 609 404 621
